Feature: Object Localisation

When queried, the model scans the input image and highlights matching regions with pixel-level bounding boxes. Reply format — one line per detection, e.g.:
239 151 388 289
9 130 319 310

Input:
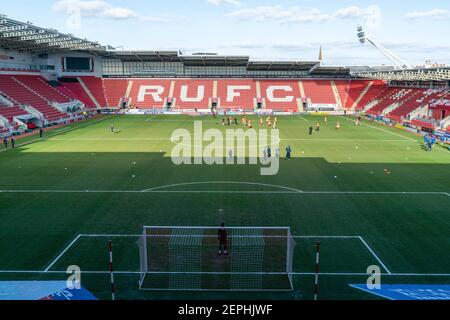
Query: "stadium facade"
0 15 449 137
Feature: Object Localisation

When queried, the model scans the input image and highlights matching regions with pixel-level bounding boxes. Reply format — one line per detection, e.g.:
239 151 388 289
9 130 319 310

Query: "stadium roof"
0 15 353 77
247 61 318 72
181 55 249 67
354 67 450 81
103 51 341 73
0 14 104 53
309 66 351 76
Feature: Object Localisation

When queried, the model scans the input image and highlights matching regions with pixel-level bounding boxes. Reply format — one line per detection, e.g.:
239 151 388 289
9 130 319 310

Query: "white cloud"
225 5 382 29
53 0 180 22
207 0 241 7
405 9 450 20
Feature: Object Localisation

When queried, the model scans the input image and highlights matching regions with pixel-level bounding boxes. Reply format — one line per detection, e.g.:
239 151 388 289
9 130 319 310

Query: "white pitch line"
282 138 409 142
341 116 417 143
145 115 158 122
76 234 360 239
0 189 448 196
358 236 391 274
49 138 170 141
44 234 82 272
293 235 360 239
297 115 309 122
0 269 448 277
142 181 304 193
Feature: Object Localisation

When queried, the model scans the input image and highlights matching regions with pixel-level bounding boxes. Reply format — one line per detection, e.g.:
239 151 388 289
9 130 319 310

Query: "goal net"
137 226 296 291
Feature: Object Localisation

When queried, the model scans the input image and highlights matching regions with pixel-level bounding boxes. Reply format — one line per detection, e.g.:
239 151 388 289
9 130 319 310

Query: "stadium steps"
78 77 108 108
358 81 388 111
0 103 29 123
351 81 372 110
330 81 344 109
0 75 66 122
440 115 450 130
59 79 97 109
11 77 67 121
333 80 350 109
302 80 337 105
365 87 403 115
103 79 129 108
77 77 101 108
345 80 371 110
14 75 71 103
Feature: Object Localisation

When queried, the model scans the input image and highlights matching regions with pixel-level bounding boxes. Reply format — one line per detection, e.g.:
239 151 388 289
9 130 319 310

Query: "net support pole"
108 240 116 301
313 241 320 301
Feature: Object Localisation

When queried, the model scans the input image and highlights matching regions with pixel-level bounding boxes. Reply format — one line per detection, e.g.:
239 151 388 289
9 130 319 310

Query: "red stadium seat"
0 75 67 121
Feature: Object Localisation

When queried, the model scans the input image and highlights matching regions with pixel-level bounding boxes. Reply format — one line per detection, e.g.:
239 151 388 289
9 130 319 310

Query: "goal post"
137 226 296 291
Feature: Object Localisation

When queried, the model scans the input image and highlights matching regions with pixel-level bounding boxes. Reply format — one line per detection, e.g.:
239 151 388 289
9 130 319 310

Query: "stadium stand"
0 70 445 125
334 80 350 108
366 87 408 115
356 80 388 110
14 75 71 104
78 77 108 107
0 103 28 123
344 80 374 109
216 80 257 109
59 78 97 109
387 88 448 121
103 79 130 108
301 80 336 104
171 79 214 109
128 79 173 109
259 80 301 111
0 75 67 121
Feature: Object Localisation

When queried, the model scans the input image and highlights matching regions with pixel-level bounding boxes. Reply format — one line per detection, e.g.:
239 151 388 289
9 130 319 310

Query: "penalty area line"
297 115 309 122
0 270 449 277
145 115 159 122
358 236 391 274
44 234 82 272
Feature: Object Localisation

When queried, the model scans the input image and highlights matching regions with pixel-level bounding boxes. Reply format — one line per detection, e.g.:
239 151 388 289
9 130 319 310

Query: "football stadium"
0 1 449 304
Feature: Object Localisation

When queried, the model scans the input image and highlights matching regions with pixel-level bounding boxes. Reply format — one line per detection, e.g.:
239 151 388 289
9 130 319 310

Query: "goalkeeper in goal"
218 223 228 256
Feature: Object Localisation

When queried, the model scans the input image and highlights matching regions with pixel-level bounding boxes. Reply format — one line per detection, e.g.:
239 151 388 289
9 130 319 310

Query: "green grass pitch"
0 114 449 300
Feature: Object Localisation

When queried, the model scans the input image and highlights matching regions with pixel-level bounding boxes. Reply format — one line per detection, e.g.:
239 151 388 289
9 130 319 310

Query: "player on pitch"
218 223 228 256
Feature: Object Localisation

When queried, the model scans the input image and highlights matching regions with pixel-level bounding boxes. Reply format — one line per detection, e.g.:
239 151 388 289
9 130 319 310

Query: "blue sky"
2 0 450 66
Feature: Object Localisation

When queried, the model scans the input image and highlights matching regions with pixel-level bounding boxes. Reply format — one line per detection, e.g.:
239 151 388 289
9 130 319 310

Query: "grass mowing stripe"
0 115 114 153
0 190 448 196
